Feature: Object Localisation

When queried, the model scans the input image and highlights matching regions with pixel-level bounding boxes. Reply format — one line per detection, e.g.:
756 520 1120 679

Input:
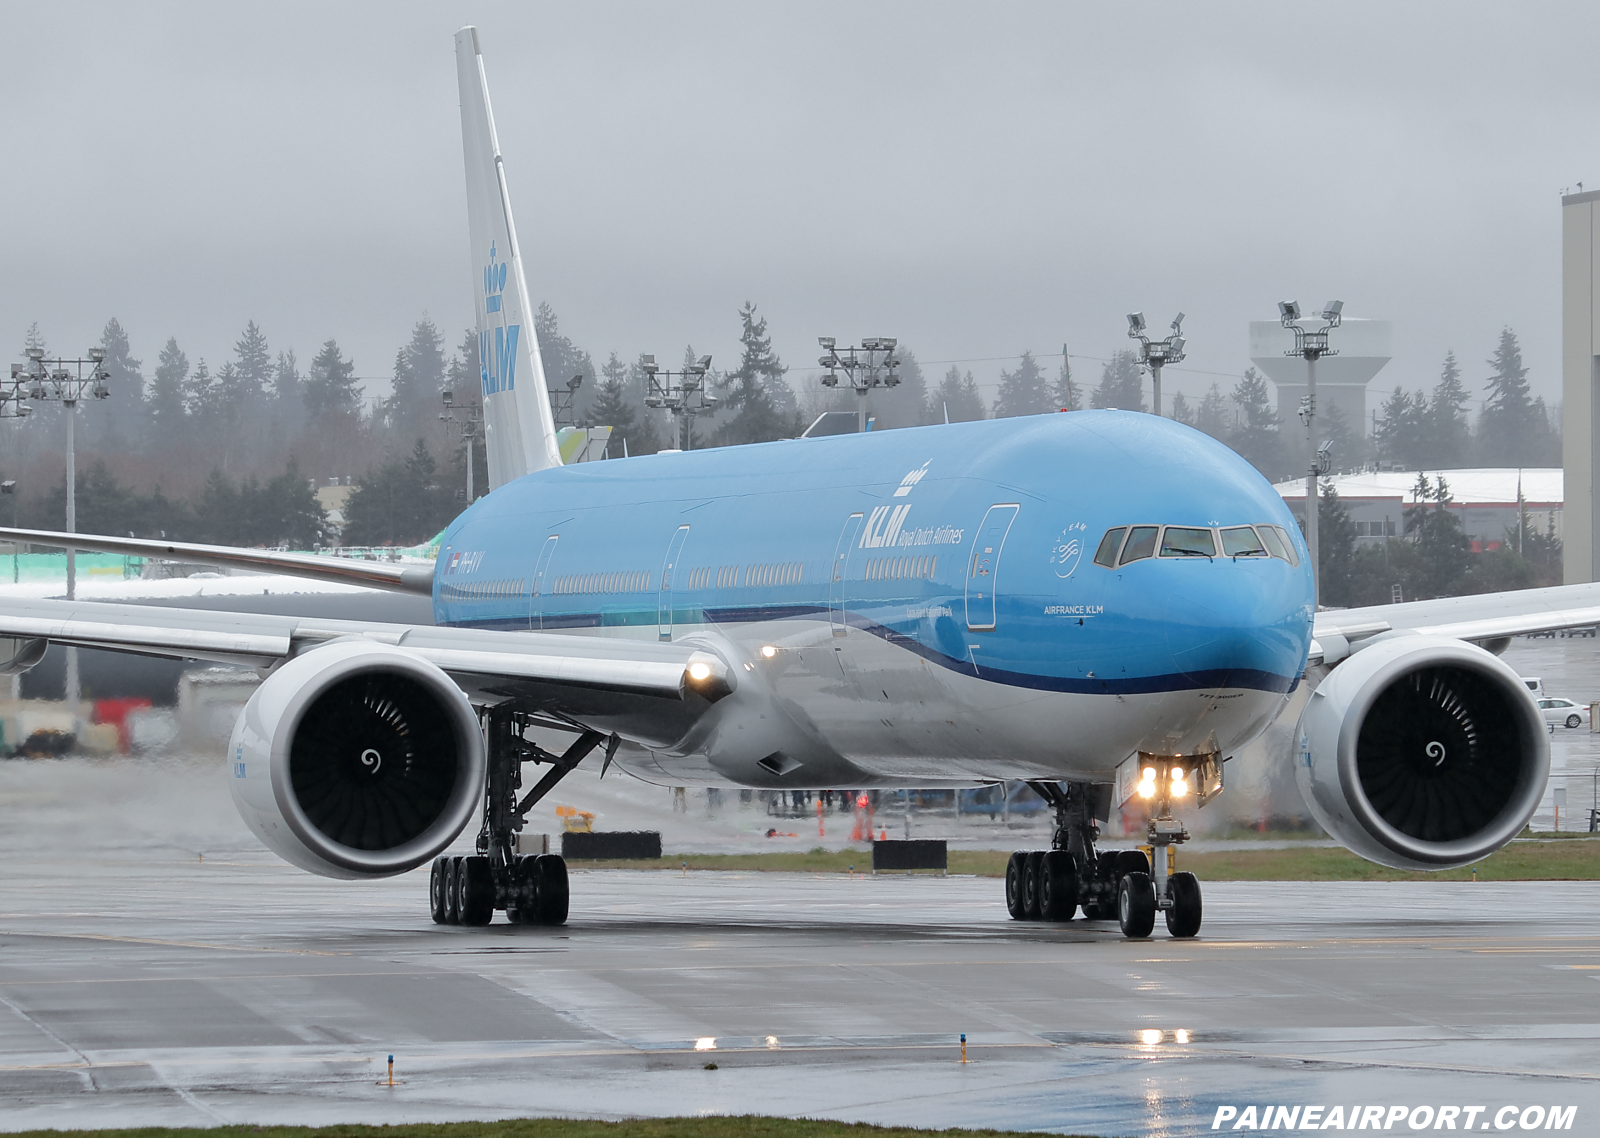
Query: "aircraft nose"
1164 568 1306 687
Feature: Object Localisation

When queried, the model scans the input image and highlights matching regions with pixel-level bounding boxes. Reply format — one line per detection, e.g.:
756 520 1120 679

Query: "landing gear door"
829 513 865 637
658 524 691 641
965 503 1019 632
529 534 558 630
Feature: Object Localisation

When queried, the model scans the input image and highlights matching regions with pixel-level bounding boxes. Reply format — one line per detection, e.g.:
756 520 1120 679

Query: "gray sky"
3 2 1595 419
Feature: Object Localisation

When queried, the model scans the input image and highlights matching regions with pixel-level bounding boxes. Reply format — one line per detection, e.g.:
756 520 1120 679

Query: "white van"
1522 677 1545 698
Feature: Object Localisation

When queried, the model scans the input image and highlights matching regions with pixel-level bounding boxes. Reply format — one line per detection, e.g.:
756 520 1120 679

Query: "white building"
1273 468 1562 552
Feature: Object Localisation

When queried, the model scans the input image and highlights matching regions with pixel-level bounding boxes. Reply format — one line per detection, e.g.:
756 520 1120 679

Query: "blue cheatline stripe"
445 603 1300 697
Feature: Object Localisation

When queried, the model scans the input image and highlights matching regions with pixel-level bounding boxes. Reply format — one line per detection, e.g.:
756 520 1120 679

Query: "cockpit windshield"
1094 523 1300 568
1220 525 1268 558
1160 527 1216 557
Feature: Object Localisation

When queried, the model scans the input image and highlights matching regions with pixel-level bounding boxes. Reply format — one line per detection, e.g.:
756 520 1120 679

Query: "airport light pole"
817 338 900 434
12 347 111 716
549 373 583 427
440 389 485 502
1125 312 1186 417
642 355 716 451
1278 300 1342 603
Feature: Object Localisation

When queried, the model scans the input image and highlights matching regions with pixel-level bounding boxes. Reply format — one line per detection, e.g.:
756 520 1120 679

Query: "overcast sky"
3 2 1595 420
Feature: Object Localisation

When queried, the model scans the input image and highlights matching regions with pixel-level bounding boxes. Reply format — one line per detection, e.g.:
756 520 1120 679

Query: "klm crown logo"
479 241 520 397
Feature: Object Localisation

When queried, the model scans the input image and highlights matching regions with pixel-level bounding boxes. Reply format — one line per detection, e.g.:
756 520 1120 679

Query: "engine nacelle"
1297 635 1547 871
228 639 486 879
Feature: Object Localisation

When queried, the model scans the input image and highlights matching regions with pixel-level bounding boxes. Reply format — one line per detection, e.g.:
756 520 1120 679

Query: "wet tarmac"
2 845 1598 1136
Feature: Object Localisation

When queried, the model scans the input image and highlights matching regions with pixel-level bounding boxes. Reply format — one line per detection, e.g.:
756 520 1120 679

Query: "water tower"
1247 318 1393 438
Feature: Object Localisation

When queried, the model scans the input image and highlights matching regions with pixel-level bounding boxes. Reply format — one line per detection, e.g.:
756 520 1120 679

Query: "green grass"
4 1120 1094 1138
568 835 1600 881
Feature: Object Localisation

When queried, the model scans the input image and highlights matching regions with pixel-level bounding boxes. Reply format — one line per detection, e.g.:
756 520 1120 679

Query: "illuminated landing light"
1140 1029 1163 1045
1171 766 1185 781
1174 1029 1191 1044
760 645 777 659
1142 766 1157 781
1170 779 1188 797
765 1035 780 1049
695 1037 716 1051
688 662 712 682
1138 780 1156 799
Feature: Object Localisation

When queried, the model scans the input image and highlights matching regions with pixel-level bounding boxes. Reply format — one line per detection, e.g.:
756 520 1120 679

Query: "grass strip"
567 836 1600 881
4 1119 1095 1138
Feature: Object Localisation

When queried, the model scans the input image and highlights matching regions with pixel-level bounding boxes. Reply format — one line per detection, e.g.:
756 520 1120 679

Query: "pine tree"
233 321 273 406
1425 350 1470 468
931 366 986 423
1373 387 1428 469
388 317 447 439
186 359 217 425
865 346 928 429
1317 480 1357 606
98 317 144 406
1090 350 1144 411
1319 399 1360 470
1227 368 1285 478
448 326 479 398
1478 328 1543 466
534 304 595 423
1169 391 1195 427
147 337 189 449
713 302 793 446
304 340 362 420
1404 474 1470 597
343 439 457 545
590 351 658 456
993 351 1053 418
1194 383 1230 439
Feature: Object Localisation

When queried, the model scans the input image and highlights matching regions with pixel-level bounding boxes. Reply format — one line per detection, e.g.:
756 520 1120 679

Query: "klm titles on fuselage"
859 504 964 550
480 243 519 397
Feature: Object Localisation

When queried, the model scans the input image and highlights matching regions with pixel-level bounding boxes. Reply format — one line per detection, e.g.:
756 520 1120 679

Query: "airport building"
1273 468 1562 552
1249 318 1393 440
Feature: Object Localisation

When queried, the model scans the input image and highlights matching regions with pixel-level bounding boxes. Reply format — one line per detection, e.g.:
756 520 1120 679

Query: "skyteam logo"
480 241 520 397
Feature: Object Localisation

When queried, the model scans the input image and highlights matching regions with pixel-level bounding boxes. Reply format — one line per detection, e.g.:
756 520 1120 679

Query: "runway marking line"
0 929 346 957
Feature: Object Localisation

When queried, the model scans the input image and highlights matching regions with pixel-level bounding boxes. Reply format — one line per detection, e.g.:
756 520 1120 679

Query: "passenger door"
829 513 865 637
529 534 558 630
658 525 691 641
965 503 1020 632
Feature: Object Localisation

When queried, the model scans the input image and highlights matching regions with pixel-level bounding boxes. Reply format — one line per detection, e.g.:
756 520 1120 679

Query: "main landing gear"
430 705 617 928
1005 777 1202 939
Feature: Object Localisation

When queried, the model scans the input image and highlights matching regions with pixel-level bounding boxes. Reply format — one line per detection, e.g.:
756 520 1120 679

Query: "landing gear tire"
444 856 463 925
1165 871 1202 938
1568 714 1582 729
1022 851 1045 919
1114 849 1150 878
458 855 494 926
1039 850 1078 921
505 855 537 924
533 854 569 925
1118 871 1156 938
429 858 449 924
1004 851 1029 920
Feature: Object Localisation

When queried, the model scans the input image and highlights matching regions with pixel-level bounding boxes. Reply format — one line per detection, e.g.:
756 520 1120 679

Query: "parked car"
1538 697 1590 729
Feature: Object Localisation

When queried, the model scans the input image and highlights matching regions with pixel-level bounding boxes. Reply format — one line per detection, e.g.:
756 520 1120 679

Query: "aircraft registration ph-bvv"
1 27 1592 936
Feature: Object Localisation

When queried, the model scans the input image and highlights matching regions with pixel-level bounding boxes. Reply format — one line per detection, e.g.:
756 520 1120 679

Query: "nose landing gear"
1004 776 1203 939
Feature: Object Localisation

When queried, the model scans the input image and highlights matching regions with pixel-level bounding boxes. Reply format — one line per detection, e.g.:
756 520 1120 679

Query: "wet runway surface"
2 846 1598 1136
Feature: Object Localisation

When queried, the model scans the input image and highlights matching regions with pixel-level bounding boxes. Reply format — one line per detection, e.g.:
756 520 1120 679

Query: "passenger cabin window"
1119 526 1159 565
1093 527 1126 568
1160 527 1216 558
1220 526 1268 558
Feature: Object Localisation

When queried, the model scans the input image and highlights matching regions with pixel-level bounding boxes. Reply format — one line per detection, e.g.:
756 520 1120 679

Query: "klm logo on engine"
480 242 519 397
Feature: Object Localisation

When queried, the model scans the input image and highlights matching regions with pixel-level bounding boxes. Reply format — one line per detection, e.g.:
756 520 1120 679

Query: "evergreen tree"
993 351 1053 418
590 351 658 456
274 349 305 437
387 316 447 438
534 304 595 423
1404 474 1470 598
1477 328 1556 466
1425 350 1471 468
712 302 793 446
1227 368 1285 478
23 322 46 358
931 366 986 423
1373 387 1428 469
342 439 457 545
193 469 240 544
1169 391 1195 427
1090 350 1144 411
232 320 273 406
94 318 144 449
1193 382 1230 439
304 339 362 420
186 359 218 425
147 337 189 450
867 346 928 428
1316 480 1357 606
448 326 479 398
1319 399 1360 470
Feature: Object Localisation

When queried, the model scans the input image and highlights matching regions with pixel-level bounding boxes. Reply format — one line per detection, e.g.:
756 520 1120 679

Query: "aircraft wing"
0 595 732 704
0 526 434 595
1310 581 1600 665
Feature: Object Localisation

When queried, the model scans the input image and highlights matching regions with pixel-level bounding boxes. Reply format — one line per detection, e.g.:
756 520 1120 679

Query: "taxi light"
760 644 777 659
1140 1029 1162 1045
1137 779 1156 799
1171 778 1188 797
1171 766 1185 781
695 1037 716 1051
687 662 712 682
1142 766 1157 781
1174 1029 1191 1044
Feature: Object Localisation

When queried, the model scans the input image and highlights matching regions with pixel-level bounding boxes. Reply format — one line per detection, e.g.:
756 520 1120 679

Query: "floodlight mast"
642 355 717 450
1279 299 1343 604
817 337 901 434
1125 312 1186 417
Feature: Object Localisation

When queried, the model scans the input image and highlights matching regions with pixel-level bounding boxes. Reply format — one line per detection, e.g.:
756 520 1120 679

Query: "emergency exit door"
965 503 1019 632
658 525 691 640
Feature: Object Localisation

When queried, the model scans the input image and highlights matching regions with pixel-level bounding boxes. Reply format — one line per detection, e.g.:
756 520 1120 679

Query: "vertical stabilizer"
455 27 563 487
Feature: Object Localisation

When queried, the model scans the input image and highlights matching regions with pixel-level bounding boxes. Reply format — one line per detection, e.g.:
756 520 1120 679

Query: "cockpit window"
1220 525 1268 558
1160 527 1217 558
1093 527 1127 568
1119 526 1159 565
1256 524 1289 561
1272 525 1301 566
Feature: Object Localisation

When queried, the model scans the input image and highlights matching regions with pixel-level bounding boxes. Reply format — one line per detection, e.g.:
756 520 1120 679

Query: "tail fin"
455 27 563 487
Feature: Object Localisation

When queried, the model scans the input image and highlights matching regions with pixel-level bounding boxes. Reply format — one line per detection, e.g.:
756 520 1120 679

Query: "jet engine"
1296 635 1547 871
228 639 485 879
